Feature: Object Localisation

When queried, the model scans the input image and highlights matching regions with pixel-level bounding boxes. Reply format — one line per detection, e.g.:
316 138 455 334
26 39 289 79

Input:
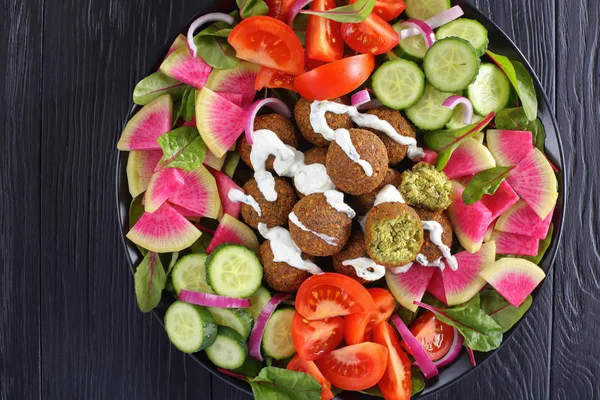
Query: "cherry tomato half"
405 310 455 361
345 288 395 345
373 321 412 400
306 0 344 62
292 312 346 361
287 354 335 400
265 0 296 21
254 66 296 91
340 14 399 55
373 0 406 21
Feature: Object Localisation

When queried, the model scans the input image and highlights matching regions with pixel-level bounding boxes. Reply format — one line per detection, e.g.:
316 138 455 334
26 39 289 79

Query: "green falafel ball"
400 163 452 211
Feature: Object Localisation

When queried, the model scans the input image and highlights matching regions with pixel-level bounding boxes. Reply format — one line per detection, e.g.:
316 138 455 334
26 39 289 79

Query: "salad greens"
462 166 515 205
236 0 269 19
134 251 167 312
481 289 533 333
248 367 322 400
157 126 207 171
133 72 187 106
301 0 377 23
175 87 196 123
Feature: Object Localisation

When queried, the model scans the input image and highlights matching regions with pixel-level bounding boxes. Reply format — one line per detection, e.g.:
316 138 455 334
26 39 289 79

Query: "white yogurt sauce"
373 185 405 206
227 188 262 216
416 254 445 270
324 190 356 219
258 223 322 274
421 221 459 270
334 128 373 176
289 212 339 246
342 257 386 281
294 163 336 196
358 215 367 232
250 129 296 201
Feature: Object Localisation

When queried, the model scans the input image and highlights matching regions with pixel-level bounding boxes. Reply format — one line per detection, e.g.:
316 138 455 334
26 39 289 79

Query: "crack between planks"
38 0 46 398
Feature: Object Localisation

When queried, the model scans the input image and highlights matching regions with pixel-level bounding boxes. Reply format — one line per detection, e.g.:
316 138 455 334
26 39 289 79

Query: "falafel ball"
240 177 298 229
400 162 452 211
303 147 328 165
348 168 403 215
365 107 417 165
237 114 298 171
364 202 424 267
259 240 313 292
288 193 352 257
326 129 388 195
415 209 454 263
294 97 353 147
332 229 370 284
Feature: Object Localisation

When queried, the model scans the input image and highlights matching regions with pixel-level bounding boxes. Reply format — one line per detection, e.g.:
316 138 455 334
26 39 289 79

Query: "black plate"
115 1 566 397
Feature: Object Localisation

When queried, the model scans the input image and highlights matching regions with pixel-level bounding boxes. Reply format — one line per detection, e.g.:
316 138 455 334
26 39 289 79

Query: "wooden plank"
0 1 43 399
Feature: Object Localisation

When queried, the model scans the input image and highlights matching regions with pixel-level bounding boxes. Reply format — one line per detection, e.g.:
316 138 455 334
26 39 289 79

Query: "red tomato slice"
315 342 389 391
255 66 296 91
306 0 344 62
295 272 376 320
265 0 296 21
294 54 375 100
340 14 400 55
373 321 412 400
292 312 346 361
228 16 305 75
287 354 335 400
345 288 395 344
373 0 406 21
405 311 455 361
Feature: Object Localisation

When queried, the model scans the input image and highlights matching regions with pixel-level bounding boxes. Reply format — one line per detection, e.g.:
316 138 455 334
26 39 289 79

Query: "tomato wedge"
228 16 305 75
315 342 388 391
405 311 455 361
294 54 375 100
255 66 296 91
287 354 335 400
306 0 344 62
345 288 396 345
265 0 296 21
340 14 399 55
292 312 346 361
373 321 412 400
373 0 406 21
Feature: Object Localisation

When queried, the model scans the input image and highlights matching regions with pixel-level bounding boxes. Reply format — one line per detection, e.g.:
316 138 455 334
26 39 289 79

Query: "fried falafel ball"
237 114 299 171
365 107 417 165
332 229 370 284
326 129 388 195
259 240 313 292
294 97 353 147
415 209 454 263
288 193 352 257
303 147 328 165
348 168 403 215
240 178 298 229
364 202 424 267
400 163 452 211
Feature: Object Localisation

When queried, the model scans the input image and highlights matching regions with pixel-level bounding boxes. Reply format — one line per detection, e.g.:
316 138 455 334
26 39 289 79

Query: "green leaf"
494 107 546 151
237 0 269 19
524 223 554 265
248 367 321 400
223 151 241 178
134 252 167 312
175 87 196 123
232 357 265 379
129 195 147 255
410 367 425 396
133 72 187 106
462 166 515 205
157 126 207 171
396 306 417 327
195 36 239 70
190 234 213 254
300 0 376 23
481 288 532 333
166 252 179 276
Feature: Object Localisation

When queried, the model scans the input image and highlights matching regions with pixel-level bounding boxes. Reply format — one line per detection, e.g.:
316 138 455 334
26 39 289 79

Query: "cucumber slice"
373 59 425 110
206 244 263 298
423 38 480 93
207 307 254 340
206 326 248 369
405 84 457 130
164 301 217 353
393 22 429 61
446 108 484 130
171 253 213 295
248 286 272 320
436 18 489 57
467 63 512 115
405 0 451 20
262 308 296 360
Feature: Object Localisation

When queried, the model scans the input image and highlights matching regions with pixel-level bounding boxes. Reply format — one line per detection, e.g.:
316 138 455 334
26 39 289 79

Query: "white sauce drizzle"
227 188 262 216
342 258 386 281
420 221 459 270
416 254 445 270
294 163 336 196
289 212 339 246
373 185 405 206
357 215 367 232
258 223 322 274
333 128 373 176
324 190 356 219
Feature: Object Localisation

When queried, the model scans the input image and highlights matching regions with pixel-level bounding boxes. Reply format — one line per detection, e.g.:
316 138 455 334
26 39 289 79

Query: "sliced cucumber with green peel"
164 301 217 353
393 22 429 61
424 38 480 93
446 108 484 130
207 307 254 340
373 59 425 110
405 0 451 20
467 63 512 115
436 18 489 57
262 308 296 360
406 84 457 130
248 286 272 321
171 253 213 295
206 244 263 298
205 326 248 369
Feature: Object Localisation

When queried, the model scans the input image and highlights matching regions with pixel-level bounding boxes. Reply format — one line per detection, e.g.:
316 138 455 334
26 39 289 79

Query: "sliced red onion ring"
442 95 474 124
351 89 383 110
248 293 291 361
178 290 251 308
432 328 464 368
466 346 477 367
244 98 292 145
187 13 234 57
400 20 436 49
391 315 439 379
400 6 464 39
287 0 314 26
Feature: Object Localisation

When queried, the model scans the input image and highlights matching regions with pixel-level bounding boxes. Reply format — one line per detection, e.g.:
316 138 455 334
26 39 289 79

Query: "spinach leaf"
301 0 376 23
195 36 239 70
129 195 147 255
133 72 187 106
190 234 212 254
396 306 417 327
495 107 546 151
232 357 264 379
175 87 196 123
524 223 554 265
249 367 321 400
165 252 179 276
462 166 515 205
237 0 269 19
223 151 241 178
481 289 532 333
134 252 167 312
157 126 207 171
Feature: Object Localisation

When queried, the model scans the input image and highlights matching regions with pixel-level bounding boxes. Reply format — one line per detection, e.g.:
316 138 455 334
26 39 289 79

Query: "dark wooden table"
1 0 598 399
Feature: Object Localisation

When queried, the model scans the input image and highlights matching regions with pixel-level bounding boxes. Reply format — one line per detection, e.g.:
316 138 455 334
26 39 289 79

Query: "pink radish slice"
187 13 235 57
144 168 186 213
178 290 251 308
248 293 291 361
400 6 464 39
244 98 292 145
206 214 260 254
400 20 436 49
287 0 313 26
391 315 439 379
421 148 438 165
208 167 243 219
442 96 474 124
433 328 464 368
217 92 244 107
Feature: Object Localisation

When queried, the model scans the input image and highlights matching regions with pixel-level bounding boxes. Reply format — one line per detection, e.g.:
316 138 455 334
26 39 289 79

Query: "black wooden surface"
0 0 598 399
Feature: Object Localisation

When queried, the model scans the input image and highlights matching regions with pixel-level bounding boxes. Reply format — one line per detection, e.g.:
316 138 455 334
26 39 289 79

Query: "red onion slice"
178 290 251 308
287 0 314 26
432 328 464 368
400 20 436 49
187 13 235 57
400 6 464 39
244 98 292 145
391 315 439 379
442 95 474 124
350 89 383 110
248 293 291 361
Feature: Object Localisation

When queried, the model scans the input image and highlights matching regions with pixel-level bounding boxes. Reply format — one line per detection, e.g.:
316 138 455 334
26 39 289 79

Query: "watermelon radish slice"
170 204 202 222
483 221 495 242
206 214 260 254
144 168 185 213
169 166 220 219
447 181 493 253
487 130 533 166
195 88 247 158
126 150 163 197
506 148 558 219
479 180 519 221
385 265 436 312
117 95 173 151
203 148 226 171
441 241 496 306
204 61 261 107
443 138 496 179
495 200 554 239
209 167 243 219
421 148 438 165
426 269 447 305
216 92 244 107
160 47 212 89
127 202 201 253
479 257 546 307
166 34 187 59
489 230 540 256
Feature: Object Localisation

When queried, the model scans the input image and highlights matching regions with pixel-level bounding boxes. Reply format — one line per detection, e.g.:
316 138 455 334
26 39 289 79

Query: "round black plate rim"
114 1 566 398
